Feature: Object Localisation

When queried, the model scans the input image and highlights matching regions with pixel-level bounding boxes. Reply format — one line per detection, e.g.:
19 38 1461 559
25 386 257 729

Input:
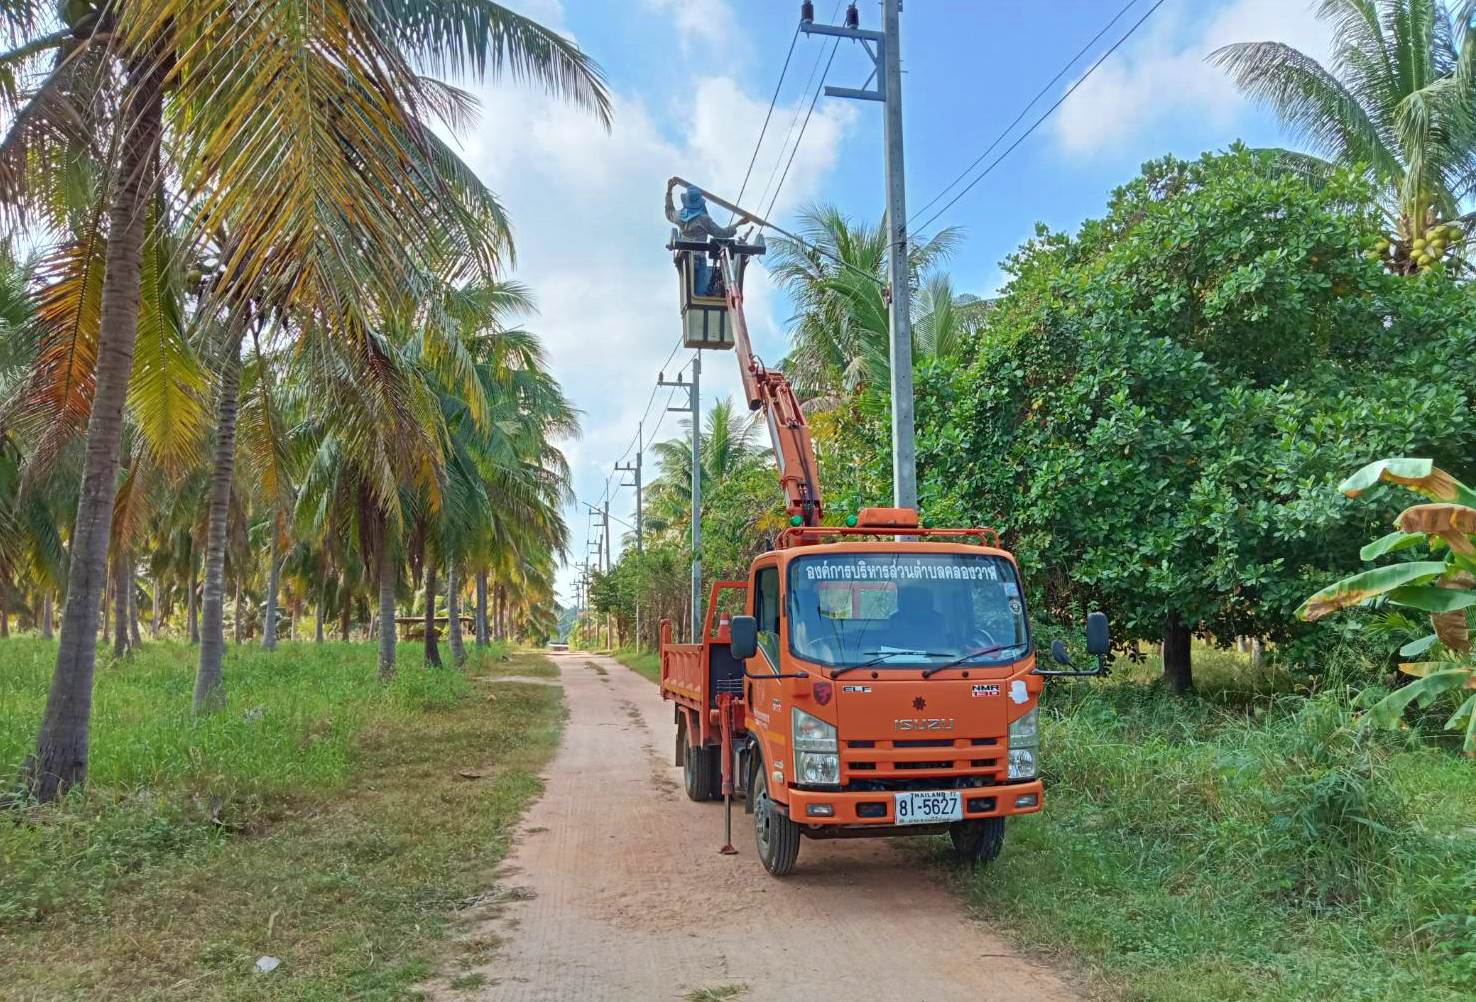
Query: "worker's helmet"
680 187 707 221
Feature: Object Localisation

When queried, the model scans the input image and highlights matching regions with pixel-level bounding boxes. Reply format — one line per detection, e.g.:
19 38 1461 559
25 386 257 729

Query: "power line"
908 0 1143 228
612 334 684 468
911 0 1167 238
766 37 841 220
643 355 692 448
729 25 801 225
754 0 845 218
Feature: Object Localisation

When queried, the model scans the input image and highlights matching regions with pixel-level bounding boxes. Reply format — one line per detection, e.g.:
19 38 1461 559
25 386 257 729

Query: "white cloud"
641 0 741 53
449 59 854 602
1053 0 1331 154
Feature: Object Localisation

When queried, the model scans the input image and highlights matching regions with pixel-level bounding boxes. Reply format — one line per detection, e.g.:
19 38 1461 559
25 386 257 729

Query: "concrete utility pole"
616 424 643 554
617 428 643 647
659 361 701 641
801 0 917 509
601 498 613 649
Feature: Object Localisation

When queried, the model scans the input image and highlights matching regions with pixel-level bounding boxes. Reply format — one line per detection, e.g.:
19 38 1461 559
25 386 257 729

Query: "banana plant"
1298 458 1476 753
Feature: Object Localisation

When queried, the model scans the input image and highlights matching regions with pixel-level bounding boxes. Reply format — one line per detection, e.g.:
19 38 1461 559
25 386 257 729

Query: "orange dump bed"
660 635 705 709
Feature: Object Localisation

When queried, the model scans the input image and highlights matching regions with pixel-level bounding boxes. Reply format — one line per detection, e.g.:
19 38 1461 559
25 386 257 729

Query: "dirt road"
446 652 1083 1002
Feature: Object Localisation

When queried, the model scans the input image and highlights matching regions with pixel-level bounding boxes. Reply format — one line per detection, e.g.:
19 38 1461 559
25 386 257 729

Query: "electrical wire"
729 25 801 225
611 334 684 468
911 0 1167 237
766 36 840 220
907 0 1143 228
754 0 845 218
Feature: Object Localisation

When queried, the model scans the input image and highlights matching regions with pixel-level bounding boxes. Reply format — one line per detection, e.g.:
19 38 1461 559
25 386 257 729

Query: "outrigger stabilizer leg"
717 692 739 855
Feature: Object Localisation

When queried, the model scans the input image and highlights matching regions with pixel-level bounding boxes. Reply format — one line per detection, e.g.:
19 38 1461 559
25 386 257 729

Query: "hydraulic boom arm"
716 247 824 529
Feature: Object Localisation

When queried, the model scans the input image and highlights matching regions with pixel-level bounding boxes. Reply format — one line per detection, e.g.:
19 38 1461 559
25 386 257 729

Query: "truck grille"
840 736 1004 791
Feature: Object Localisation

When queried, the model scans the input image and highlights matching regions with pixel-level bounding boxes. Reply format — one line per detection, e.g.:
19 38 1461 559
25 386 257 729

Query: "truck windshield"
786 552 1029 668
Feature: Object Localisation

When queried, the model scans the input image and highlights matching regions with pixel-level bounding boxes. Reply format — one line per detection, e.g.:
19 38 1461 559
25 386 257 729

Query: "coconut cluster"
1368 220 1466 270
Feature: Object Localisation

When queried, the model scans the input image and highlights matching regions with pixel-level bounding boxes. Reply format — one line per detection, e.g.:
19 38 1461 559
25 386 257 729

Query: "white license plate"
893 791 962 825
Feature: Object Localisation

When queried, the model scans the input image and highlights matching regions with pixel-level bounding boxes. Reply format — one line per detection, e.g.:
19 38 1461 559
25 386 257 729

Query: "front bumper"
782 778 1044 828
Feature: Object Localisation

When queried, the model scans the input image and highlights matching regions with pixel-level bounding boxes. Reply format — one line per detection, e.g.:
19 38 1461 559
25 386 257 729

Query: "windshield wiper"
831 649 950 678
920 643 1024 678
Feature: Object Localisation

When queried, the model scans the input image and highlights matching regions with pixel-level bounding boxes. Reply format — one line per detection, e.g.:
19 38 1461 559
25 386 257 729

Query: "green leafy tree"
830 149 1476 691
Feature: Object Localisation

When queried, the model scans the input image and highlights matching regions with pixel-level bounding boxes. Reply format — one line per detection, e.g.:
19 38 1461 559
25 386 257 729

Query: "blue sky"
450 0 1332 606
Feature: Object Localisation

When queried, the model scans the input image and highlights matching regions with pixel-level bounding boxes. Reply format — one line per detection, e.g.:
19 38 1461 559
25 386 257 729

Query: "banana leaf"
1398 633 1438 657
1384 585 1476 613
1339 458 1476 508
1297 561 1449 620
1360 529 1426 561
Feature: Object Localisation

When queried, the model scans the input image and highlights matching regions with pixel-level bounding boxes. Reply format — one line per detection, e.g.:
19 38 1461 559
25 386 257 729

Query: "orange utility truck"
661 182 1110 876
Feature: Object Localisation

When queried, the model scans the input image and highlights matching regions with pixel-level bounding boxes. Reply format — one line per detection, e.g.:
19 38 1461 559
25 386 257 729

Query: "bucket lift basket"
669 231 765 351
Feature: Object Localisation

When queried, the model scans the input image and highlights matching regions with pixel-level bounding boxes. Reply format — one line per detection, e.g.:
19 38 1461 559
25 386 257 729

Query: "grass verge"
612 647 660 685
1 638 562 1000
918 650 1476 1002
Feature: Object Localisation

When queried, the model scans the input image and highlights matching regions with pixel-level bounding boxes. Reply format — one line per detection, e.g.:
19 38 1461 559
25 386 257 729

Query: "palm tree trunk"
262 526 280 651
194 328 245 713
24 54 165 800
475 569 489 647
112 547 130 658
232 576 243 644
42 592 53 640
377 536 397 681
149 574 160 638
187 569 199 643
128 559 141 650
315 574 327 643
423 553 442 668
447 561 466 666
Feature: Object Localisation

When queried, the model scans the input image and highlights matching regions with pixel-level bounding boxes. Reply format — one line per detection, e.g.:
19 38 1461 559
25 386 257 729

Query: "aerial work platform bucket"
670 230 765 351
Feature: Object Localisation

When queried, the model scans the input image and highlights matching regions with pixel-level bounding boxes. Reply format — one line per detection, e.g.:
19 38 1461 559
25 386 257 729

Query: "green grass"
915 647 1476 1002
613 647 660 684
0 637 563 1000
684 985 747 1002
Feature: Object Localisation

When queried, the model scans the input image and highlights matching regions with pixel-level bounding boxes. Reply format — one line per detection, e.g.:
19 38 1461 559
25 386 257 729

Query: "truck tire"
949 817 1006 867
753 769 801 876
683 743 718 802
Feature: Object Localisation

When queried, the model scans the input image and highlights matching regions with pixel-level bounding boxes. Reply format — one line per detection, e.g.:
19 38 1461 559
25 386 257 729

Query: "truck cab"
730 531 1046 875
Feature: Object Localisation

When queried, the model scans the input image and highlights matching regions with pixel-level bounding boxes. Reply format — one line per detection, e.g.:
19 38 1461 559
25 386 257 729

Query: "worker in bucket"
666 179 737 296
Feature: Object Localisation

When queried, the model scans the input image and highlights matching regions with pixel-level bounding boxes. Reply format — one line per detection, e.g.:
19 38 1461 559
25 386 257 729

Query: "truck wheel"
949 817 1006 867
683 744 717 802
753 769 801 876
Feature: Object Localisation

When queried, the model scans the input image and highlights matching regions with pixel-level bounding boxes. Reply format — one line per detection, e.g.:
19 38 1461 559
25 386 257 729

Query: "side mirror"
729 615 758 660
1086 611 1110 657
1050 639 1071 666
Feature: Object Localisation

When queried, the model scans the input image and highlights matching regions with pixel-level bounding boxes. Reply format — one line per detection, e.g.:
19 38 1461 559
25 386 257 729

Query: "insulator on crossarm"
800 1 814 24
845 3 859 29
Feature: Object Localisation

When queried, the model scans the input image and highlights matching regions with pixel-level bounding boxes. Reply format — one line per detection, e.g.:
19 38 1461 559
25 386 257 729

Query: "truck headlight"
793 709 839 786
1007 747 1037 781
796 750 841 785
793 708 837 751
1008 708 1039 780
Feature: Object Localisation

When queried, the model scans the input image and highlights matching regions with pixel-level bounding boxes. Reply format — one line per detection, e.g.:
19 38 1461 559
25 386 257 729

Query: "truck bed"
660 639 706 708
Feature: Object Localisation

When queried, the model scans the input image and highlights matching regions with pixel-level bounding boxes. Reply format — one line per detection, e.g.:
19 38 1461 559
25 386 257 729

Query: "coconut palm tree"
1212 0 1476 271
767 204 965 404
644 397 764 537
2 1 609 798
